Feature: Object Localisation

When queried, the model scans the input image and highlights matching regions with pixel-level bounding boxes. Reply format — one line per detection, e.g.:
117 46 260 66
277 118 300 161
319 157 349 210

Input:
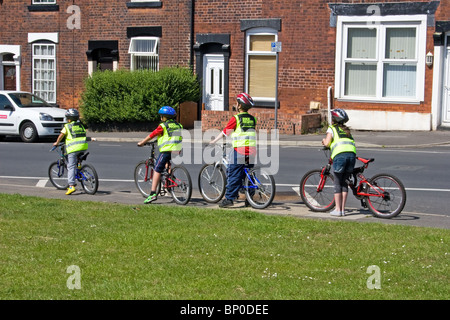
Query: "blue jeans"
332 152 356 193
67 151 81 186
225 149 254 201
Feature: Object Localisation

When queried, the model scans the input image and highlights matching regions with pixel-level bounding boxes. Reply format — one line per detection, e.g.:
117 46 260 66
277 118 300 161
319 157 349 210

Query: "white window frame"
32 43 56 103
245 27 278 103
128 37 159 71
32 0 57 4
335 15 427 103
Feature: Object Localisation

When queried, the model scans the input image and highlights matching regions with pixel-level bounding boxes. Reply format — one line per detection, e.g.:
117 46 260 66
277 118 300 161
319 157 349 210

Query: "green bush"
79 67 200 124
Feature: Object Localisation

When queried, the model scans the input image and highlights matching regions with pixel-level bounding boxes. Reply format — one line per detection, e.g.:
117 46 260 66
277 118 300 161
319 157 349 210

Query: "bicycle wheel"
80 164 99 195
300 169 335 212
198 163 227 203
244 167 276 209
168 166 192 205
365 173 406 219
134 160 160 198
48 160 69 190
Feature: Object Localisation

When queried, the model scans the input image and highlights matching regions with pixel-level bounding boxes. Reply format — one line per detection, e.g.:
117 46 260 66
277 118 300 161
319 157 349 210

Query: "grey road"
1 139 449 229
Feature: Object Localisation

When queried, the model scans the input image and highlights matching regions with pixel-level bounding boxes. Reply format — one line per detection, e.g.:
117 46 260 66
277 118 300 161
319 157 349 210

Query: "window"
245 28 277 103
32 43 56 103
32 0 56 4
0 95 13 111
129 37 159 71
336 15 427 102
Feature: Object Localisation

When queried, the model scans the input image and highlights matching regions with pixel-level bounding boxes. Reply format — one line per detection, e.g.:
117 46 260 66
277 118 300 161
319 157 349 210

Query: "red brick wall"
201 110 321 135
194 0 445 118
0 0 192 110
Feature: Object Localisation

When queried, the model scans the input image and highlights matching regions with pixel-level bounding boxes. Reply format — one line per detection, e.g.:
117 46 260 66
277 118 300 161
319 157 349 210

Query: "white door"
203 55 224 111
443 46 450 124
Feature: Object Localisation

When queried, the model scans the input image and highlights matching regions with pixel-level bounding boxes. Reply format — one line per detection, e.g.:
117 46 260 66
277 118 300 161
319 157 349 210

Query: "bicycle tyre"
244 167 276 209
168 166 192 205
198 163 227 203
134 160 161 198
364 173 406 219
300 169 335 212
48 160 69 190
80 164 99 195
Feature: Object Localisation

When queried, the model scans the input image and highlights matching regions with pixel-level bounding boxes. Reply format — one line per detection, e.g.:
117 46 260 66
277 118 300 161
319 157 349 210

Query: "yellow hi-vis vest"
329 125 356 159
157 120 183 152
65 122 88 154
231 112 257 148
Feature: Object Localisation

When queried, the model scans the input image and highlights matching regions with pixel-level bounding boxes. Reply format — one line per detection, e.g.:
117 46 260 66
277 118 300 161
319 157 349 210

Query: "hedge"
79 67 200 125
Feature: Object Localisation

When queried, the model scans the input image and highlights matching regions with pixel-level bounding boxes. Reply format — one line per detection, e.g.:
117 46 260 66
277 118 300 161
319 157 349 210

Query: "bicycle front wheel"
168 166 192 205
48 160 69 190
244 167 276 209
300 169 335 212
198 163 227 203
80 164 99 195
365 173 406 219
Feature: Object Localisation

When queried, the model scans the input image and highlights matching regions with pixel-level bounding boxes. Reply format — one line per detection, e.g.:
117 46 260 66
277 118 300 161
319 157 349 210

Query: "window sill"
253 100 280 108
28 5 59 12
337 98 421 105
126 1 162 9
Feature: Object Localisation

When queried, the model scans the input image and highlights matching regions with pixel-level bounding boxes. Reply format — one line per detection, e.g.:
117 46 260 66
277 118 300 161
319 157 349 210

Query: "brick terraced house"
0 0 449 133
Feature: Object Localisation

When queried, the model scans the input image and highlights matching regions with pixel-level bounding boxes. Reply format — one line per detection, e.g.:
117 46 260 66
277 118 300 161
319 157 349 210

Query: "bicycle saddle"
77 152 89 162
357 157 374 164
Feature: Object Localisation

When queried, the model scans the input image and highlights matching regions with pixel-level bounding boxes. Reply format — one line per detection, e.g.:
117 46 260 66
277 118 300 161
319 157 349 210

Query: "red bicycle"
299 148 406 219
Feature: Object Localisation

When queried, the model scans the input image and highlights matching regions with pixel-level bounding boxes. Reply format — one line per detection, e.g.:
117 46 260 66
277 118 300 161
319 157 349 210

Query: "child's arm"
209 117 236 144
137 125 164 147
53 132 65 146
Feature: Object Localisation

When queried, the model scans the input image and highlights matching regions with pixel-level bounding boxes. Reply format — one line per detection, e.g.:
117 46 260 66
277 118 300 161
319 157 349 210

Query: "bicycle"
198 142 276 209
48 143 99 195
299 148 406 219
134 141 192 205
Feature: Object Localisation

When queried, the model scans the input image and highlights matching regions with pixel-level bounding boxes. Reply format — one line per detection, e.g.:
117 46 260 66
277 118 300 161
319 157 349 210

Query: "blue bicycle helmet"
158 106 176 118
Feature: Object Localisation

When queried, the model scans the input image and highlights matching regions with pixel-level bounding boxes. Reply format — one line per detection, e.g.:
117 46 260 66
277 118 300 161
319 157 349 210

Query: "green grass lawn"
0 193 448 300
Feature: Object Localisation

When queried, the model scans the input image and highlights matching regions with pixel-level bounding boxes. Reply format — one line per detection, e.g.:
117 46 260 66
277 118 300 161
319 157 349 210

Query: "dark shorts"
154 152 172 173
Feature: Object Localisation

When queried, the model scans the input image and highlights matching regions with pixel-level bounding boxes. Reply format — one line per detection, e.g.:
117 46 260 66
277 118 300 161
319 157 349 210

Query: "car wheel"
20 122 39 143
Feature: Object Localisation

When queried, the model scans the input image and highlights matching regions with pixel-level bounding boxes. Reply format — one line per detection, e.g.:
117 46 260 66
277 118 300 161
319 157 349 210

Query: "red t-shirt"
223 116 256 156
148 124 164 139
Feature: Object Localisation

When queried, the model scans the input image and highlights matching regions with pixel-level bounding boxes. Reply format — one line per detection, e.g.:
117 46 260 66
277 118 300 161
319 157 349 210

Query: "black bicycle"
48 143 99 195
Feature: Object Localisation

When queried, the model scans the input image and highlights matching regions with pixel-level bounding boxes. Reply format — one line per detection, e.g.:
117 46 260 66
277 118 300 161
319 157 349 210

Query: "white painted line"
36 179 48 188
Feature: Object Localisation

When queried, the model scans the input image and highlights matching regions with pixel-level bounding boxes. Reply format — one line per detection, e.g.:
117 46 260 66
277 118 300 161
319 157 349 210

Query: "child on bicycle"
209 93 256 208
52 108 88 195
137 106 183 204
321 108 356 216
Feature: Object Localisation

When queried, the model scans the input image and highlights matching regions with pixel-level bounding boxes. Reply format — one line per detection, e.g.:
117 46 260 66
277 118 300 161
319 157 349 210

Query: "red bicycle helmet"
236 92 254 108
331 108 349 124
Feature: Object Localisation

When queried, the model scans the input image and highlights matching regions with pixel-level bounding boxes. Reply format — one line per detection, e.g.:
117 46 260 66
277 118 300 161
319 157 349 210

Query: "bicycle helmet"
65 108 80 121
158 106 177 118
331 108 349 124
236 93 254 109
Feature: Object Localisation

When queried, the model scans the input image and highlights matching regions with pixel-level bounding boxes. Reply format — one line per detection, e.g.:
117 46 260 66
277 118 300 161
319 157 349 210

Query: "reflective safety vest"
231 112 256 149
157 119 183 152
329 125 356 159
65 122 88 154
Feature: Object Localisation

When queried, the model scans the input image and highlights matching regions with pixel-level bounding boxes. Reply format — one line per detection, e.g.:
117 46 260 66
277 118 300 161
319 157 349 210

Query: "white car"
0 91 67 142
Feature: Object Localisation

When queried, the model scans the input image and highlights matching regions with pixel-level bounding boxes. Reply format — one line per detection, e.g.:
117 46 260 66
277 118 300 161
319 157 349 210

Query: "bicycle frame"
317 150 397 206
141 142 179 192
210 143 257 190
51 144 89 181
